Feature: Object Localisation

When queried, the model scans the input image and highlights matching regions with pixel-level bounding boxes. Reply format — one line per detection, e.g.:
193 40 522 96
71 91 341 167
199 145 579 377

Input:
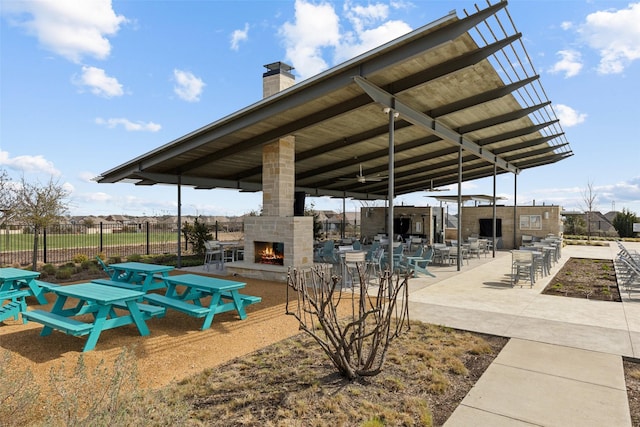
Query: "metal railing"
0 221 187 266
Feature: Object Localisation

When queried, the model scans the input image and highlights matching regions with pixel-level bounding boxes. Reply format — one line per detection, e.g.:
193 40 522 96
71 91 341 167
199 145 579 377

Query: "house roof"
96 1 572 202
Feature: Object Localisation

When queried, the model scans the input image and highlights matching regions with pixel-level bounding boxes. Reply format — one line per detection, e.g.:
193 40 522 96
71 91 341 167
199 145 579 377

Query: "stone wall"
460 205 562 249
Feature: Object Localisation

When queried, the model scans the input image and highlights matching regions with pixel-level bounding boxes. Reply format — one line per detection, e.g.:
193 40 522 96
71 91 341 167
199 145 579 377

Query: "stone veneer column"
262 136 294 217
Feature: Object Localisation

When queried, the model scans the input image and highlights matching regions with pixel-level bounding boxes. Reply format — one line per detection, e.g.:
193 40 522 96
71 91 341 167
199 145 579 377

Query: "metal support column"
386 107 396 273
492 163 497 257
513 173 518 250
456 145 462 271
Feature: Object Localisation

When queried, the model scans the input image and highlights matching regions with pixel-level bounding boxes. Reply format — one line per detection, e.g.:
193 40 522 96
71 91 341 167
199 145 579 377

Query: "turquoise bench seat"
111 301 166 317
23 309 93 336
220 291 262 306
143 293 210 317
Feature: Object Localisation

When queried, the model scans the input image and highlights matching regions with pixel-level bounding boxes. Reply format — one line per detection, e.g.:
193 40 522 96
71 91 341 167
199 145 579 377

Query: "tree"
0 169 17 226
613 208 639 238
581 181 598 241
304 202 323 239
182 217 213 256
564 215 585 236
13 176 69 271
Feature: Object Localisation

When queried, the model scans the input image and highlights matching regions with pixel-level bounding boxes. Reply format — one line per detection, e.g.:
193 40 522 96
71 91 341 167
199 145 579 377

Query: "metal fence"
0 221 242 267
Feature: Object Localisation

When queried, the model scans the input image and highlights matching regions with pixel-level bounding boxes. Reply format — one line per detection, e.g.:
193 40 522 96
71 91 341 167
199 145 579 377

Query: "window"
520 215 542 230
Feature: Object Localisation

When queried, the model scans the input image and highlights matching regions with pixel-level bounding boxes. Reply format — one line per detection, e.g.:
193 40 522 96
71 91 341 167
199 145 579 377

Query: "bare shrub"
286 264 411 380
0 351 41 427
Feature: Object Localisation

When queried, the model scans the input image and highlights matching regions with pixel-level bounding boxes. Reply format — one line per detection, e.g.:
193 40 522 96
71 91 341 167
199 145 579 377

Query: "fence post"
100 222 104 253
43 227 47 264
215 221 218 240
146 222 150 255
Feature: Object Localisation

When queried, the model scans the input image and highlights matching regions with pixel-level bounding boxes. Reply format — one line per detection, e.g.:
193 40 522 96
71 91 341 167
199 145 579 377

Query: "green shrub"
81 260 92 270
55 268 73 280
73 254 89 263
42 263 56 275
127 253 142 262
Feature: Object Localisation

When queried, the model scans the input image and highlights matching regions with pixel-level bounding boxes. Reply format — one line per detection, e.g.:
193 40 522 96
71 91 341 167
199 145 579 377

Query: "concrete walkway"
404 241 640 426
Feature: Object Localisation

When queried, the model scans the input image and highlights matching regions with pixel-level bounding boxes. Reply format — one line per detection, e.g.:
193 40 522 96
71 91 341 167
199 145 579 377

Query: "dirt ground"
5 257 640 424
1 268 303 390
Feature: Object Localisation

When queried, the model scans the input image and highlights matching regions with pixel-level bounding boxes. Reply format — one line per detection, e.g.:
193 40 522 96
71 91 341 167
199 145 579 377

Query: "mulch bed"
542 257 621 301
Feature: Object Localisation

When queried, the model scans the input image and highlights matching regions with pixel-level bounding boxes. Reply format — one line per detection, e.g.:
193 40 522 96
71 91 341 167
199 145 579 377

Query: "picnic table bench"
103 262 174 292
22 283 164 352
0 267 51 304
143 274 261 330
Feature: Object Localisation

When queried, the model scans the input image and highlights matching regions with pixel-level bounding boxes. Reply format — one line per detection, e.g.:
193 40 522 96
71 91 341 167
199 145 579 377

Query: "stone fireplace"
225 65 314 281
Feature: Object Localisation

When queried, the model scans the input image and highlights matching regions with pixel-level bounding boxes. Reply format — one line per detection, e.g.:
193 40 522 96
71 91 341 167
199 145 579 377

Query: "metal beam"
354 75 520 174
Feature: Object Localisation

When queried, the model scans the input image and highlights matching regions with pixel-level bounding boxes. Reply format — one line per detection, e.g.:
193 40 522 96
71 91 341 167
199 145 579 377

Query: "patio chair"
511 250 535 287
320 240 340 265
396 246 424 276
204 240 223 271
343 250 367 288
366 247 385 281
468 240 481 259
96 256 114 276
407 247 435 278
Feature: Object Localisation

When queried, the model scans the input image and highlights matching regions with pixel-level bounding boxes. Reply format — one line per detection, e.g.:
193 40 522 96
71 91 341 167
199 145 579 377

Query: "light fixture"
382 107 399 118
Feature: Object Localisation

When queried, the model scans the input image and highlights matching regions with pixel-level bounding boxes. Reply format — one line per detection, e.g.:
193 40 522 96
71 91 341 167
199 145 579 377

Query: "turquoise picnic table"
143 274 261 330
95 262 174 292
22 283 164 352
0 267 49 304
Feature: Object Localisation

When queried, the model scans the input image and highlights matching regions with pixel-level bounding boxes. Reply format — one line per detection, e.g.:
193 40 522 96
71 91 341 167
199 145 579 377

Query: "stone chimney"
263 62 295 98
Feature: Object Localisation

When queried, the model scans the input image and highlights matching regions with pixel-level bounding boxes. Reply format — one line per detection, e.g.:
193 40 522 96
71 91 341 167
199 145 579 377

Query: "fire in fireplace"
254 241 284 265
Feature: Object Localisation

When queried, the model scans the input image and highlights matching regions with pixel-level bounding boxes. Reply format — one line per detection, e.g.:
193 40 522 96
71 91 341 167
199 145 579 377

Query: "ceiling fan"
339 164 387 184
424 179 449 192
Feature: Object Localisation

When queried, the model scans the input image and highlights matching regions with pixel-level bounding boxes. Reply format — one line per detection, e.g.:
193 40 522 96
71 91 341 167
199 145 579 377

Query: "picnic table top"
108 262 175 273
52 283 145 304
0 267 40 280
165 274 246 291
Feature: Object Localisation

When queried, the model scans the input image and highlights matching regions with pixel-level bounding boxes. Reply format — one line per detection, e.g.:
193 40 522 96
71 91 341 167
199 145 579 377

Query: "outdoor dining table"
0 267 48 304
143 273 261 331
22 283 164 352
106 262 174 292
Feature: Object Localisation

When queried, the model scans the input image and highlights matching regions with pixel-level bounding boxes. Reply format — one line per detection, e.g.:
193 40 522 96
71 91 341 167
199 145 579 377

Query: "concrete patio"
405 241 640 426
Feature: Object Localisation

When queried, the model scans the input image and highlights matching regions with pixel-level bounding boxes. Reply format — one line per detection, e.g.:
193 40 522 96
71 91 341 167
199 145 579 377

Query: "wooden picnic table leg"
229 290 248 320
83 304 111 352
26 278 49 304
123 300 151 336
200 293 223 330
41 295 69 336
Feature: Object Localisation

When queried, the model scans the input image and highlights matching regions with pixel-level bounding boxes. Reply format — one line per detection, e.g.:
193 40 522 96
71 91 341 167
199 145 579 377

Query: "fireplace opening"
254 241 284 265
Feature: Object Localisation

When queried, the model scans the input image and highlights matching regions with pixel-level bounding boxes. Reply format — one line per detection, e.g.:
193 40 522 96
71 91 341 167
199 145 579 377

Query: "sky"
1 0 639 218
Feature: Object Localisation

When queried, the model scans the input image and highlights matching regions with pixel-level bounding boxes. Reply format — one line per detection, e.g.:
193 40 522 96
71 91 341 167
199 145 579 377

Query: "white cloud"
95 117 161 132
230 23 249 51
280 0 341 79
549 50 583 78
279 0 411 80
554 104 587 127
335 19 412 63
79 171 98 182
173 69 205 102
74 65 123 98
2 0 127 63
0 150 61 176
560 21 573 31
579 2 640 74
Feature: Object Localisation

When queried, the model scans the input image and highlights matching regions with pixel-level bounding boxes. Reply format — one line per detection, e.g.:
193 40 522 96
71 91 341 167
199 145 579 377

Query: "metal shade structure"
96 1 572 203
